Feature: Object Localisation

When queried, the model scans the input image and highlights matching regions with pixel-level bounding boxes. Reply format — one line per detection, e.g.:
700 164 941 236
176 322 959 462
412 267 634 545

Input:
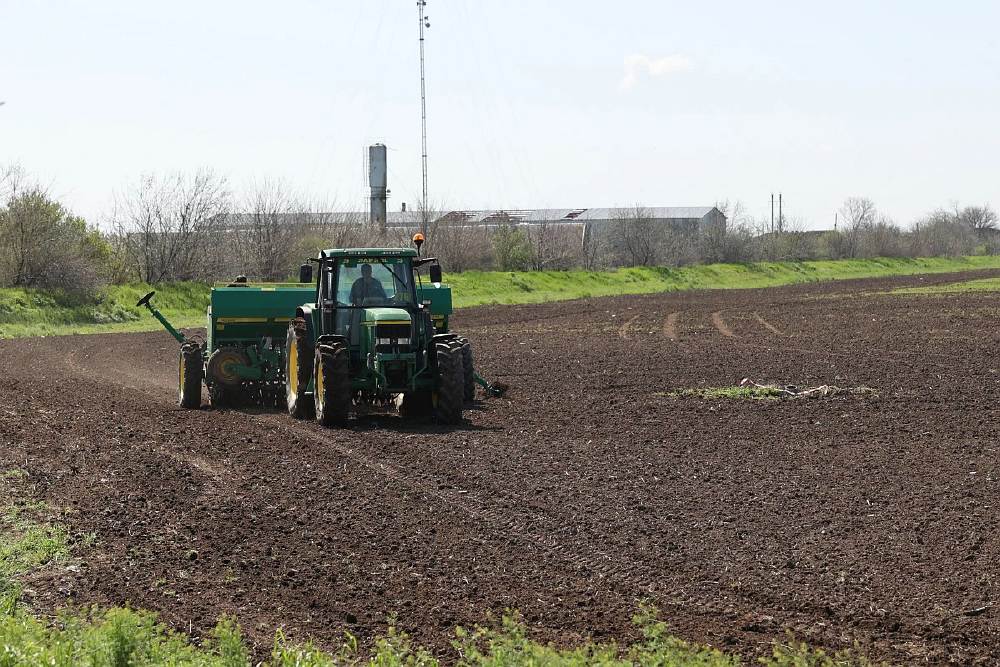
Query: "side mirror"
299 263 313 284
429 263 442 284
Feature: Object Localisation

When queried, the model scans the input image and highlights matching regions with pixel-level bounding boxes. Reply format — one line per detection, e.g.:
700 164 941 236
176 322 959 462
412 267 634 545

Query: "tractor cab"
317 249 426 369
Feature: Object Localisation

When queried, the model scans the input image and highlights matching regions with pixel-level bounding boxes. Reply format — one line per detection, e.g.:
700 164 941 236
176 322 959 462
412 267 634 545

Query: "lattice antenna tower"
417 1 430 233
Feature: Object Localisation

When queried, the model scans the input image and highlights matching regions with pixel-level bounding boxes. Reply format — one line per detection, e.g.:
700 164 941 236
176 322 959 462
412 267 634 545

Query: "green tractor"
286 237 493 426
137 236 505 422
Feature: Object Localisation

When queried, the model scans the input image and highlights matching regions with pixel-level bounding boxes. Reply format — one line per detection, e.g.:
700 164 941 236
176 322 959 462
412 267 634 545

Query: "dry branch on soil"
739 378 878 398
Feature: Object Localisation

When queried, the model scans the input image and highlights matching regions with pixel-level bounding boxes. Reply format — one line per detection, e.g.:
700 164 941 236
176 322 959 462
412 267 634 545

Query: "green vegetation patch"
1 498 68 585
0 282 207 338
447 256 1000 308
663 386 786 401
0 605 876 666
891 276 1000 295
1 471 70 614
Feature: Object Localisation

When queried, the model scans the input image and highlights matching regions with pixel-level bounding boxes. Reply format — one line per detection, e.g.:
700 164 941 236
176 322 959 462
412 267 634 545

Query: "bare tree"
859 215 904 257
773 218 820 260
110 170 230 283
524 219 580 270
610 205 660 266
423 210 492 272
703 200 747 262
838 197 879 258
580 220 608 270
229 180 308 281
960 204 998 232
909 208 976 257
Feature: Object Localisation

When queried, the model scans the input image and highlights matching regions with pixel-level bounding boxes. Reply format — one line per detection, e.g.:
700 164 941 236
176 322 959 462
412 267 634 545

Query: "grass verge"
449 255 1000 308
0 282 207 338
1 256 999 339
891 276 1000 295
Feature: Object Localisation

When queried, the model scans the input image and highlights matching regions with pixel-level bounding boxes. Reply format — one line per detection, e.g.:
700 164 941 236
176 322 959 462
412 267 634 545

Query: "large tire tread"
457 336 475 402
315 342 351 427
434 341 465 424
178 342 203 409
286 318 315 419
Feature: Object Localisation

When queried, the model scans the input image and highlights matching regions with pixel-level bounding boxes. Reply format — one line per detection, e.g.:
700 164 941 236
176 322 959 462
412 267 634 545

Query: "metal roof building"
217 206 726 234
379 206 723 228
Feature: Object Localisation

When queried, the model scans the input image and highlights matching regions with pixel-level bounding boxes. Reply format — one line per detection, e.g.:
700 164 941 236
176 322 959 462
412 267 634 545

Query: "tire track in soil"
67 340 660 600
752 312 784 336
663 312 681 340
267 417 659 593
710 311 736 338
617 313 641 340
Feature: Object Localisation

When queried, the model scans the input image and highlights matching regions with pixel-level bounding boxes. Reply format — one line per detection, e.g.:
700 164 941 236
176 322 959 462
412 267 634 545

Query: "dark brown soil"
2 270 999 664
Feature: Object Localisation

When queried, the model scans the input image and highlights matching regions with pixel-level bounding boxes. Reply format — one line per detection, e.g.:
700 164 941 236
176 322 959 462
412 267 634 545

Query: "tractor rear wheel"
457 336 475 402
285 318 315 419
315 341 351 427
434 341 465 424
178 342 203 409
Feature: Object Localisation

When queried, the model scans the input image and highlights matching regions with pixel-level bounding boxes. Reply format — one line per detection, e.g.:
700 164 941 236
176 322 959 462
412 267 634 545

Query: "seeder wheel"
178 343 203 409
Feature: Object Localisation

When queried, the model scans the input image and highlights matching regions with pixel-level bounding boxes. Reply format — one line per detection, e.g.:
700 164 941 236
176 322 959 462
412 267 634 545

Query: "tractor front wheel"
286 318 315 419
315 341 351 427
434 341 465 424
178 342 203 409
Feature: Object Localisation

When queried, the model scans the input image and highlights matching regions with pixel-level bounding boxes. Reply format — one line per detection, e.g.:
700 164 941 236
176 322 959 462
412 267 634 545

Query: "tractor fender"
296 305 316 342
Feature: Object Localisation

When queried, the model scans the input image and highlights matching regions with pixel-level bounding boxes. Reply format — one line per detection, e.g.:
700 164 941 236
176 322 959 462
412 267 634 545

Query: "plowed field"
2 270 999 664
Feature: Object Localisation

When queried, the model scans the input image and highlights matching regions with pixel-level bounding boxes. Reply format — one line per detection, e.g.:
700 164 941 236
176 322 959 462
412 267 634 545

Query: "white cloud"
620 53 693 90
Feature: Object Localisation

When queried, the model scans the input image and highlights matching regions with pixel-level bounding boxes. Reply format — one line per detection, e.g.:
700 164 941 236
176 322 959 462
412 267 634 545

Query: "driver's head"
361 264 372 278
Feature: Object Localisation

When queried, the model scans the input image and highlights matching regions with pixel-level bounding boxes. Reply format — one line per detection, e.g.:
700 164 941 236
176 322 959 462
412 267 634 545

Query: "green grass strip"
0 605 877 666
891 276 1000 294
1 256 998 338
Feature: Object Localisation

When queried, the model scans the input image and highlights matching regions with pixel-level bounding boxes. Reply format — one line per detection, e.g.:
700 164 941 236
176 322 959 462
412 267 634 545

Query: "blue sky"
1 0 998 228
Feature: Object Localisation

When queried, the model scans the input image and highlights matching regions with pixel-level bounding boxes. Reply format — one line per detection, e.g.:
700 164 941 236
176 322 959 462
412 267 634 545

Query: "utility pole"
778 193 783 233
770 193 774 234
417 1 430 235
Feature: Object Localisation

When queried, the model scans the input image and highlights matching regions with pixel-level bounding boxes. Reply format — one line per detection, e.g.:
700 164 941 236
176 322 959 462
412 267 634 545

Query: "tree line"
1 165 997 295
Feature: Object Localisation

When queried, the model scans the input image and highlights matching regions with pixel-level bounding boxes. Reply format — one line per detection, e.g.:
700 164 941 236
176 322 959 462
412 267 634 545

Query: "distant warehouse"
379 206 726 236
218 206 726 236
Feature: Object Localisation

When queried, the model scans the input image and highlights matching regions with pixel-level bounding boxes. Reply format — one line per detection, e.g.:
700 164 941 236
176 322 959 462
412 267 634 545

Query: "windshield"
333 258 413 306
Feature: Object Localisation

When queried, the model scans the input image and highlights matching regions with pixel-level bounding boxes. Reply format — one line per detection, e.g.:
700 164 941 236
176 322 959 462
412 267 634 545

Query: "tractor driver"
350 263 387 305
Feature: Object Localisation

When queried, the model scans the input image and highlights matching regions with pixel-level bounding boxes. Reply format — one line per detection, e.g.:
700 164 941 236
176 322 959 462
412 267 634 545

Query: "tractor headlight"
377 338 411 346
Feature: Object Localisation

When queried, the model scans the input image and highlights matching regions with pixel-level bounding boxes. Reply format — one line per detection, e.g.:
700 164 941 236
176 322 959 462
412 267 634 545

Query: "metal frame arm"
136 291 187 344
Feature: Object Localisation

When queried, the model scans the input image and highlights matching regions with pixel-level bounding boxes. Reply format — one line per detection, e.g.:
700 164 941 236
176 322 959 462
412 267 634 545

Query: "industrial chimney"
368 143 387 230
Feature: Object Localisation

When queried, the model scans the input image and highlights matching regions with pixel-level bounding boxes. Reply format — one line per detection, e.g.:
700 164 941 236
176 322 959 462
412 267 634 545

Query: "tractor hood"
363 308 412 325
